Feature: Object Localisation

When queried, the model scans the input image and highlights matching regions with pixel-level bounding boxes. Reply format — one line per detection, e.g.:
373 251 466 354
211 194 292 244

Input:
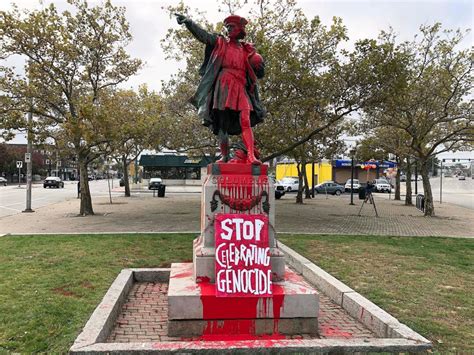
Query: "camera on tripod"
358 180 379 217
359 181 375 200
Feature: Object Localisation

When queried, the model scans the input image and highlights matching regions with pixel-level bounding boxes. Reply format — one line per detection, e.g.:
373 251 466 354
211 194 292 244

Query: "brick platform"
108 282 375 343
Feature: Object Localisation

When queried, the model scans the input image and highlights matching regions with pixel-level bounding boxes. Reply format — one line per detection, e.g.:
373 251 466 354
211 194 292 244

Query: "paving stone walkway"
107 281 375 343
1 192 472 237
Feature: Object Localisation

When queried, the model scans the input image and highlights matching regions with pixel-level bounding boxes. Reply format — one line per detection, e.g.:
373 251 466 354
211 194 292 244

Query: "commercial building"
276 159 397 185
139 155 213 185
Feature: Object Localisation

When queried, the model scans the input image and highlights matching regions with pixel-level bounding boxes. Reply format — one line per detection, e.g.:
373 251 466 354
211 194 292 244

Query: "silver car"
344 179 360 192
373 179 391 193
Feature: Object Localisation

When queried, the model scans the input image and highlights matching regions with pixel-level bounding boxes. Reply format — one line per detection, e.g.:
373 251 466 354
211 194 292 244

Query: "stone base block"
168 263 319 337
168 317 318 337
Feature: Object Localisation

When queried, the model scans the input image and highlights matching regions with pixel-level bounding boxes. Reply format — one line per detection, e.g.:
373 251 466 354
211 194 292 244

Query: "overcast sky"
1 0 473 158
1 0 472 91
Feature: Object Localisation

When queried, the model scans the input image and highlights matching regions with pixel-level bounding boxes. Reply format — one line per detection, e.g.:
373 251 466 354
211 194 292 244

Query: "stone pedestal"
168 163 319 338
194 163 285 283
168 263 319 337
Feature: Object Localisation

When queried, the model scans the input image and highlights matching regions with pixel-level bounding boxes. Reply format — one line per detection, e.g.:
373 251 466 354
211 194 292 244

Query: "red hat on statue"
224 15 248 27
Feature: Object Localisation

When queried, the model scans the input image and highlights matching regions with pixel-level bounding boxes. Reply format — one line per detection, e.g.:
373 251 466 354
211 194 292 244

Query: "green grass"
279 235 474 353
0 234 194 352
0 234 472 352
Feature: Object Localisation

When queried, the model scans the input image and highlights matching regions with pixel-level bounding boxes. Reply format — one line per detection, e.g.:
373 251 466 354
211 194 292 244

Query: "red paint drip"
197 281 286 339
272 284 285 333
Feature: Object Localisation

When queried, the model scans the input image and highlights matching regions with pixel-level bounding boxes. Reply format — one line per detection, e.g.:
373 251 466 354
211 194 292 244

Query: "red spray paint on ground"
319 324 353 338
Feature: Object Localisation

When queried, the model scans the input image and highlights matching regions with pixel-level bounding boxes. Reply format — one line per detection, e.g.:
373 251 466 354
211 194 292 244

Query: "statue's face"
225 23 246 40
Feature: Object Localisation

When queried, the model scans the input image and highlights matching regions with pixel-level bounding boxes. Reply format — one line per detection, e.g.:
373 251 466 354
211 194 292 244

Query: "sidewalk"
0 192 472 237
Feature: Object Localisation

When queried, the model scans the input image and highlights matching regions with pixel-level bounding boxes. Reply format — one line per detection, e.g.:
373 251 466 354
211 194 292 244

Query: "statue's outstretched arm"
175 14 217 46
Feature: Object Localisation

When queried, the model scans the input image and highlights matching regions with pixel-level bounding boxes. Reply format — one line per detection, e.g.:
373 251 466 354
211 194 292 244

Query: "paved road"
394 176 474 210
0 179 122 218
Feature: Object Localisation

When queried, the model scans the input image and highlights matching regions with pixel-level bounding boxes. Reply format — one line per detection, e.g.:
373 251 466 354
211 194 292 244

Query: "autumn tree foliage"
364 25 473 216
0 0 142 215
102 86 164 197
162 0 407 203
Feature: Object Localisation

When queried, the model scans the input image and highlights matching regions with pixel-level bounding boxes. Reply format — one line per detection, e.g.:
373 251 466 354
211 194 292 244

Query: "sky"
1 0 473 158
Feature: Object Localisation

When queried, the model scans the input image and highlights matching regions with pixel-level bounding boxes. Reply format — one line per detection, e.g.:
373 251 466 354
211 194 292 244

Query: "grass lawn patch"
0 233 194 353
279 234 474 353
1 233 472 353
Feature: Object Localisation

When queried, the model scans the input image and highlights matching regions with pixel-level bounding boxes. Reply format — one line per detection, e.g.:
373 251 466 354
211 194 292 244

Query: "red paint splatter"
320 324 353 338
172 270 193 279
152 338 300 350
196 276 211 283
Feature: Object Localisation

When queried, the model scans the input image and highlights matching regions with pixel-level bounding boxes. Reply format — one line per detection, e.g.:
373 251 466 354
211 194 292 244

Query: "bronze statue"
176 14 265 165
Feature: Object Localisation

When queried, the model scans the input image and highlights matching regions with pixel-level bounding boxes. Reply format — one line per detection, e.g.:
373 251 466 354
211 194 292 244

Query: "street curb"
278 241 431 344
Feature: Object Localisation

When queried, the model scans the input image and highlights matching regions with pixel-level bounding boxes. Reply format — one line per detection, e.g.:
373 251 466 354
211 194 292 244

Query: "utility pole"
23 107 34 213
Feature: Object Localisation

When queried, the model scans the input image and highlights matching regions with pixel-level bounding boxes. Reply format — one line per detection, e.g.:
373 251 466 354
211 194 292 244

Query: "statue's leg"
217 129 229 163
240 109 261 165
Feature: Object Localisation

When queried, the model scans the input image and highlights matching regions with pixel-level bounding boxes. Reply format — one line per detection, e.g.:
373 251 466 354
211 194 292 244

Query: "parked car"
372 179 391 193
344 179 360 192
275 185 286 199
0 177 7 186
148 177 163 190
314 181 344 195
119 177 125 187
278 177 300 192
43 176 64 188
458 175 466 180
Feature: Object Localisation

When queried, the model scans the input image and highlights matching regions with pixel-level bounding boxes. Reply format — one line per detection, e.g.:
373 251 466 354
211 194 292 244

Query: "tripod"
358 190 379 217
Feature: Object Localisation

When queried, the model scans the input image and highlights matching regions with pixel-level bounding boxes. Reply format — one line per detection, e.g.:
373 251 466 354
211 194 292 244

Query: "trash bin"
358 188 366 200
416 194 424 212
158 184 166 197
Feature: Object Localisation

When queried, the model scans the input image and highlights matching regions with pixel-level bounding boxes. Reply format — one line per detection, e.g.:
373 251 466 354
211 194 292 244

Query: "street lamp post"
23 61 34 213
349 148 356 205
23 107 34 213
415 161 418 195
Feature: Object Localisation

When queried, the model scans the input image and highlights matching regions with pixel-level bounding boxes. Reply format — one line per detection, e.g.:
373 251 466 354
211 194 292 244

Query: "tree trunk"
123 155 131 197
303 161 312 199
296 162 304 204
79 160 94 216
395 156 401 200
420 159 435 216
405 158 413 206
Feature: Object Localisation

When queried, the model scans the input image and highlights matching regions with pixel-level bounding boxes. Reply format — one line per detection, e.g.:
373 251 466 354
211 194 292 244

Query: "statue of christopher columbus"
176 13 266 165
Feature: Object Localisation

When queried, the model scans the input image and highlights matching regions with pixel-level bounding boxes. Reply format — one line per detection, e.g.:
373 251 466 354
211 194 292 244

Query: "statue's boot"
240 110 261 165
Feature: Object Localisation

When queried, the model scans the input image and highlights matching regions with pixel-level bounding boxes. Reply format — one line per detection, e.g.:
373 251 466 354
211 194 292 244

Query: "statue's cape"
190 36 265 136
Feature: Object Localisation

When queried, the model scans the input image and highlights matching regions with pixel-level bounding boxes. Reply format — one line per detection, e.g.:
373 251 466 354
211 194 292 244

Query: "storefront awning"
333 159 397 168
139 155 212 168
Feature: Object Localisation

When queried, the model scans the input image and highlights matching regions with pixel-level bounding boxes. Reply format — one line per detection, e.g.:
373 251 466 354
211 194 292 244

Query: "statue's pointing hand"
175 13 187 25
